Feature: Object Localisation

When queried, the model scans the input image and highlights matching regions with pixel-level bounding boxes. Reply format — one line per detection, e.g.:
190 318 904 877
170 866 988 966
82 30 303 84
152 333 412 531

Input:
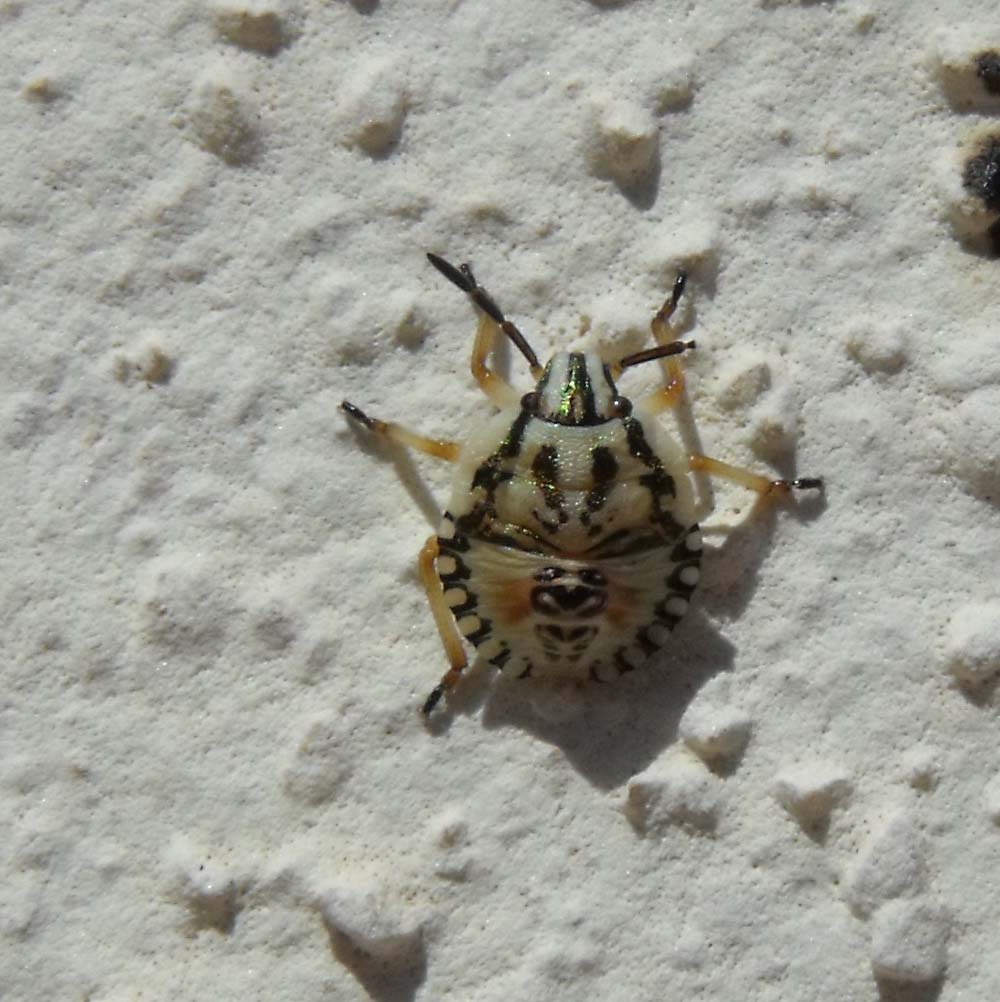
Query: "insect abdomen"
436 511 702 682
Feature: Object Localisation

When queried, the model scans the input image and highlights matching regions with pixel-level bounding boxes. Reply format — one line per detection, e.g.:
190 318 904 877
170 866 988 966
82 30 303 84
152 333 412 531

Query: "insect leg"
341 401 460 461
689 453 823 496
418 535 468 715
470 313 522 410
641 271 690 414
426 252 539 409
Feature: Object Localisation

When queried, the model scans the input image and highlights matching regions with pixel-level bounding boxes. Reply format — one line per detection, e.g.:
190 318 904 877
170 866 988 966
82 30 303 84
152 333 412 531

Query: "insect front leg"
689 453 823 497
426 252 540 409
340 401 460 462
640 271 691 415
470 312 523 410
418 535 468 715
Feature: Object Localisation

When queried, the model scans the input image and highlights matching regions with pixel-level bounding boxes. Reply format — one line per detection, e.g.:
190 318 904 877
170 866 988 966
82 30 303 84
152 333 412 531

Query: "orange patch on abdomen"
483 578 536 626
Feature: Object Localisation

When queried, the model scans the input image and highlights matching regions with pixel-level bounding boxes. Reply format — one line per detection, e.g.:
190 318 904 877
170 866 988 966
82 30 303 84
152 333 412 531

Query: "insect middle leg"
419 535 468 715
689 453 823 497
340 401 460 461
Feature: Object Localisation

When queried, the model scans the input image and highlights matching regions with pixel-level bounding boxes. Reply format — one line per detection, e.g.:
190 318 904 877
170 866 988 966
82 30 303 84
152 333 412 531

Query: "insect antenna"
427 252 542 375
618 339 696 370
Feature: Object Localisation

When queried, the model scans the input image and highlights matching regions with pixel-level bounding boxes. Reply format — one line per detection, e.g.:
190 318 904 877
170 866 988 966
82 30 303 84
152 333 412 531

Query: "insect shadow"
475 606 737 790
875 974 944 1002
343 422 443 529
424 487 822 791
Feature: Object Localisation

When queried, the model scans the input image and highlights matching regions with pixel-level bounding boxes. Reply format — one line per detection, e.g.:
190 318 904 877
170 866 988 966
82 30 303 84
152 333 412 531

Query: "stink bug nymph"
342 253 821 715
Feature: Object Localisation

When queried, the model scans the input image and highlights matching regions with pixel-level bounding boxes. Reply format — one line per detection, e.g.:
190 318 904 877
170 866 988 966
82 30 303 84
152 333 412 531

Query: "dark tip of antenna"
619 340 696 370
426 250 540 374
427 252 473 292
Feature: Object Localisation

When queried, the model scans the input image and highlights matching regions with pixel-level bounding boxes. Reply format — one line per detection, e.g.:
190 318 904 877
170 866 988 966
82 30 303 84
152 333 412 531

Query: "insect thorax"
435 365 702 682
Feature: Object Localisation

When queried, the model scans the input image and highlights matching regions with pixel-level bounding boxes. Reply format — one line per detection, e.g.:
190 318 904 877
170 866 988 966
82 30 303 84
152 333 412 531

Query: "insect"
342 253 821 715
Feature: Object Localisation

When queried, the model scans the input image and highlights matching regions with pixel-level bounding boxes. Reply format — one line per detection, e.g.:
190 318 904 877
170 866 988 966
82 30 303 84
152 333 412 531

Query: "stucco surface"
3 2 1000 1000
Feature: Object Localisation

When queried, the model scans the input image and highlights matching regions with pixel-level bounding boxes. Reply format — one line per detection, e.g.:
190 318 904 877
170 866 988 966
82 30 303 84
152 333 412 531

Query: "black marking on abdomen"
490 647 512 669
534 623 598 646
447 590 478 618
670 528 701 562
532 444 567 527
623 414 657 464
622 414 687 539
638 468 676 501
653 599 685 629
639 470 684 538
667 561 699 596
500 408 532 459
455 499 497 537
463 618 493 646
437 513 470 552
461 409 533 534
587 446 618 511
438 557 472 584
531 584 607 617
614 648 638 675
635 628 661 657
585 529 672 558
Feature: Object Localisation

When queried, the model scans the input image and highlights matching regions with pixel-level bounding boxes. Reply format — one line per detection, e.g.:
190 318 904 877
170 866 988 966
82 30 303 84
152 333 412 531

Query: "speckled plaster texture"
3 1 1000 1000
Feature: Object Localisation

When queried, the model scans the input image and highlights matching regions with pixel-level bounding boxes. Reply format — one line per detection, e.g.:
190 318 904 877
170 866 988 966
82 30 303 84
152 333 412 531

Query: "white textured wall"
3 1 1000 1000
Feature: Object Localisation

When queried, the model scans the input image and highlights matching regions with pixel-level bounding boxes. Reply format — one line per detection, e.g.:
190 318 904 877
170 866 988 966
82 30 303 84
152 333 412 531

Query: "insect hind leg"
419 535 468 715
